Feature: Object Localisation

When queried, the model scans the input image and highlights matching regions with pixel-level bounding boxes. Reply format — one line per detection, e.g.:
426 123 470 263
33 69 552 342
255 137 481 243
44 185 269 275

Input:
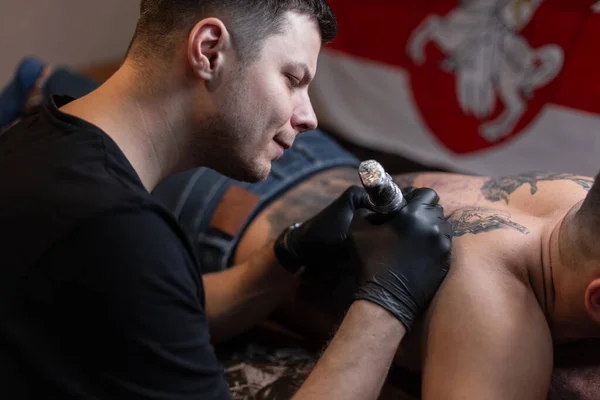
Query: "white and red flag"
312 0 600 175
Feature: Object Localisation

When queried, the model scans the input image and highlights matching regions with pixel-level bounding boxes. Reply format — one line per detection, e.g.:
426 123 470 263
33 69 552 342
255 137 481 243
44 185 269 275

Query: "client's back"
393 171 600 399
233 167 600 399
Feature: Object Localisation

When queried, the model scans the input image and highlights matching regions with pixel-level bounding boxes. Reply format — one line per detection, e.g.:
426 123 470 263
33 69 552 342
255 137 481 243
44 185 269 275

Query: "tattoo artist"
0 1 453 399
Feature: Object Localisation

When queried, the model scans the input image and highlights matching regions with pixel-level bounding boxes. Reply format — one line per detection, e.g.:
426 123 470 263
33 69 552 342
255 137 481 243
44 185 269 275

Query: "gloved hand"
273 185 371 281
350 187 453 331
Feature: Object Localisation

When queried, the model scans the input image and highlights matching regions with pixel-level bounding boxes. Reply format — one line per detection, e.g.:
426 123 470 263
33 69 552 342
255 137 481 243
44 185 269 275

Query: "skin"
293 300 406 400
232 167 600 399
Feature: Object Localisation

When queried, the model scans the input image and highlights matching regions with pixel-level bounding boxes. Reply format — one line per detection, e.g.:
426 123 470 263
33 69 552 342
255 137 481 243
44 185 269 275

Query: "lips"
274 137 292 150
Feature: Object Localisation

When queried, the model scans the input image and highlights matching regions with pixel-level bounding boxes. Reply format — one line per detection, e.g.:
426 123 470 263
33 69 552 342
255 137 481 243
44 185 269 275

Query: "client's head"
557 171 600 337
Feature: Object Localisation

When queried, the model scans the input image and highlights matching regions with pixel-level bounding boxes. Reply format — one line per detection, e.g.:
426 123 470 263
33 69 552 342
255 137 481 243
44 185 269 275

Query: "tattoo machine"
358 160 406 215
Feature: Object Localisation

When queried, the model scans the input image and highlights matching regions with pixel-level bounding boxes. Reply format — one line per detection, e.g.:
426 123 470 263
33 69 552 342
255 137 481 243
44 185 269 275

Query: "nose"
290 94 318 134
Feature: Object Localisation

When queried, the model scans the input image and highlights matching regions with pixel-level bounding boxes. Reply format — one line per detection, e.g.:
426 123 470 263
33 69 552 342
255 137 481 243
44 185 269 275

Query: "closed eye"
286 74 301 88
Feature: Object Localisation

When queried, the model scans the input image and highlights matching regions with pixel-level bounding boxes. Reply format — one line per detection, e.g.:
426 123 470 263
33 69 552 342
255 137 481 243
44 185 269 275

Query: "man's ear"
187 18 232 83
584 278 600 323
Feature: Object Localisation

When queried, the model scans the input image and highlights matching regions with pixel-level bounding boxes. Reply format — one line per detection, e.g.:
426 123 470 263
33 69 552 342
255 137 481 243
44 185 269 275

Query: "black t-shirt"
0 96 230 399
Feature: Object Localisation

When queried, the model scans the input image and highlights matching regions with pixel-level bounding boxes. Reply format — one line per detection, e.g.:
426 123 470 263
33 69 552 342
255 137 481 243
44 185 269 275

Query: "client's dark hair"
127 0 336 64
576 171 600 236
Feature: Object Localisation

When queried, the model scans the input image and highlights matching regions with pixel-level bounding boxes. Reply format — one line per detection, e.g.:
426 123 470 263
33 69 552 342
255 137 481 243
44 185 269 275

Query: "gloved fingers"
402 186 417 201
355 208 374 219
408 187 440 206
436 218 453 254
364 211 392 225
439 215 454 240
345 185 372 212
349 208 378 233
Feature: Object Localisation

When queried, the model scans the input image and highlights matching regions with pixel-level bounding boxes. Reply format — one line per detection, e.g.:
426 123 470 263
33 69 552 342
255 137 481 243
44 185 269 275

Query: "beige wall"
0 0 140 86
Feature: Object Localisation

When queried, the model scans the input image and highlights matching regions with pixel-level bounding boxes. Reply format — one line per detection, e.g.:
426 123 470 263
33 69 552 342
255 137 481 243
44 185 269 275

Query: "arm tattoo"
481 172 594 204
265 168 361 238
393 173 420 189
448 207 530 237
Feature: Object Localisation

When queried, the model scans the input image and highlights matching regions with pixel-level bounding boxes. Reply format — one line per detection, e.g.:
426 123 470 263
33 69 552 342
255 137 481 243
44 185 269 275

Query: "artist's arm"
292 301 406 400
421 255 553 400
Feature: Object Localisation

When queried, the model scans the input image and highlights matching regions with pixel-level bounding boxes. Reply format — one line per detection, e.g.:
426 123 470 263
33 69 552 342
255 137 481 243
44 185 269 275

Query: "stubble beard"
189 63 272 182
193 103 270 183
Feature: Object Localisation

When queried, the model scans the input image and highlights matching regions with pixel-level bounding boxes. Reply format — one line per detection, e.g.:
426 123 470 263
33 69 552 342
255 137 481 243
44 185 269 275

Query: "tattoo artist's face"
213 12 320 182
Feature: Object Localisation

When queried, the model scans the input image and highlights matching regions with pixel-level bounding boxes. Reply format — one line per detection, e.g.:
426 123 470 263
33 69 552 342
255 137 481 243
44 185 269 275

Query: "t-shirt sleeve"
43 207 231 400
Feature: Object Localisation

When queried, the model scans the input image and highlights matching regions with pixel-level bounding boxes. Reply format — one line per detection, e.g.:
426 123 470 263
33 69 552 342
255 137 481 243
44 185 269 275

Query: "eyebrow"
286 62 314 84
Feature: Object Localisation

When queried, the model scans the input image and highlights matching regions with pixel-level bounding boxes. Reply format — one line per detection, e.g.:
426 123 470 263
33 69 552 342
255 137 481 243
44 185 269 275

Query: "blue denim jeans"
41 68 99 100
0 62 99 129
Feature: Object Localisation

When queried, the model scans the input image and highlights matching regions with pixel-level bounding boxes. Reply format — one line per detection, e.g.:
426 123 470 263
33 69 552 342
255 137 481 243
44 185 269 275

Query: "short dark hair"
127 0 337 64
566 172 600 270
579 171 600 222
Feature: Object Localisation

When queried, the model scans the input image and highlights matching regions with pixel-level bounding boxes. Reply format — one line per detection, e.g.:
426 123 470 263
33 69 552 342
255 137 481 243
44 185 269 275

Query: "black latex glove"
350 187 453 331
273 185 370 281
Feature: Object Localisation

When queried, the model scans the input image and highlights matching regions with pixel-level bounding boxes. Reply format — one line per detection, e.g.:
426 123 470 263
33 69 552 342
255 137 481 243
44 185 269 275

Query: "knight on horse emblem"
407 0 564 142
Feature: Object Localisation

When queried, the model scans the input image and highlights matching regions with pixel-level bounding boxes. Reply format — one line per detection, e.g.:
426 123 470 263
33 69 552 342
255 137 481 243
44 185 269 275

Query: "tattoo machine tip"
358 160 406 215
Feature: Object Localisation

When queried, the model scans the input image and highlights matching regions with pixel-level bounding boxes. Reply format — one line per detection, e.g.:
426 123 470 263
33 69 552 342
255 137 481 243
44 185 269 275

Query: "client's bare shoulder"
394 170 593 280
394 171 593 216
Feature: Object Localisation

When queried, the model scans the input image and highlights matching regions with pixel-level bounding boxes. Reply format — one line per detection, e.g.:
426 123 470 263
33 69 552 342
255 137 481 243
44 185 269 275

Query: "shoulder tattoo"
448 207 530 237
481 172 593 204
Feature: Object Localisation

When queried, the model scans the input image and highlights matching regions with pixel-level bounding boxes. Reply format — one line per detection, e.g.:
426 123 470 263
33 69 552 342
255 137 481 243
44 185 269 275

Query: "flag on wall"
312 0 600 176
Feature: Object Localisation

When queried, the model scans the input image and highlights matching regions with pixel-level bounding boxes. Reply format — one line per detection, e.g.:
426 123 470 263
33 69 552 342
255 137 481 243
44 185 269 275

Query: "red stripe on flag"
324 0 600 115
553 9 600 114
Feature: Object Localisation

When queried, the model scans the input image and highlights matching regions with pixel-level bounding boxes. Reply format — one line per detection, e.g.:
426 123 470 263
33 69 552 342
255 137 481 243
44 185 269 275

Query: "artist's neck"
60 61 199 191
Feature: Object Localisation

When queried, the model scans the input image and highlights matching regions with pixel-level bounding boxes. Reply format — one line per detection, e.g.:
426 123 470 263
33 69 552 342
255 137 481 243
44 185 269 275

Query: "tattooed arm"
232 167 366 340
262 168 363 240
204 168 362 343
